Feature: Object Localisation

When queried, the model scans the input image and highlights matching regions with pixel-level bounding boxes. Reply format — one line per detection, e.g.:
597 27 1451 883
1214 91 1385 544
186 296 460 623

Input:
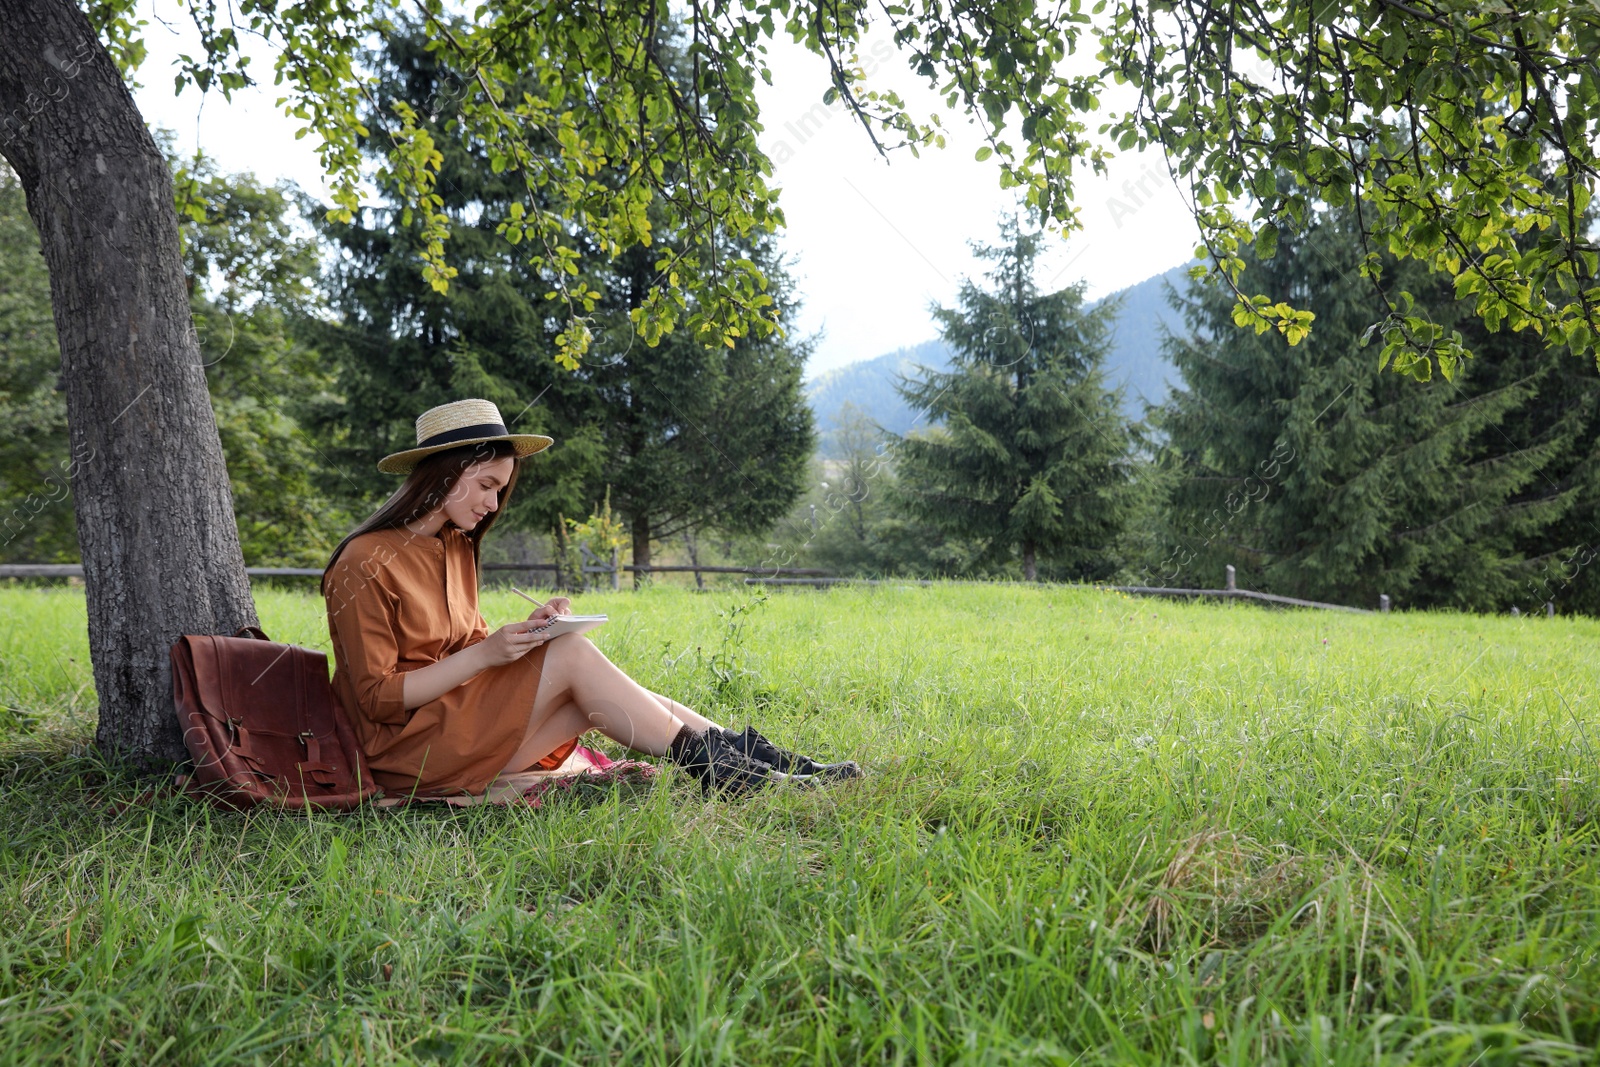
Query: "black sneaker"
668 726 808 796
724 725 863 781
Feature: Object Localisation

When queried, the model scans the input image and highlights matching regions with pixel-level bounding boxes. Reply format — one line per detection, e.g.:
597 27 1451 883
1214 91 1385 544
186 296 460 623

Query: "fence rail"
745 576 933 588
1104 565 1381 614
740 566 1401 612
0 561 1409 614
1103 583 1375 614
1 560 1570 615
481 563 834 577
0 562 834 580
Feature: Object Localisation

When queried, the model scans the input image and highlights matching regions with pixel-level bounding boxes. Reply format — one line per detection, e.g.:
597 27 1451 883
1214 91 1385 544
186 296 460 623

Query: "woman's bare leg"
647 691 720 734
500 700 589 774
501 636 722 772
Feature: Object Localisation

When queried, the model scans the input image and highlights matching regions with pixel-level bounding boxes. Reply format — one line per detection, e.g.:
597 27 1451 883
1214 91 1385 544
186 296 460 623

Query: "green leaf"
1254 223 1279 261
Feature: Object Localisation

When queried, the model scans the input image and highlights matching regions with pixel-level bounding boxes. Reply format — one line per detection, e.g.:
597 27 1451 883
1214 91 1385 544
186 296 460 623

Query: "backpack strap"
189 636 272 779
290 646 339 789
226 719 272 780
298 732 338 789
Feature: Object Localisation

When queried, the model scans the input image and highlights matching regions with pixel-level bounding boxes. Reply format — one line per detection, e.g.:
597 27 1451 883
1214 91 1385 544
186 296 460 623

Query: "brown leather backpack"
170 626 379 810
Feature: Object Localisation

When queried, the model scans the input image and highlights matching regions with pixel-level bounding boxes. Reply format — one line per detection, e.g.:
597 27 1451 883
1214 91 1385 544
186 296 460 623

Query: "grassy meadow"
1 581 1598 1065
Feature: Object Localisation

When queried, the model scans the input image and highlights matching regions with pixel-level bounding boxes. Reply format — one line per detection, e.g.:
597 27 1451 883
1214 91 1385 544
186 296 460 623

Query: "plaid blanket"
373 745 659 808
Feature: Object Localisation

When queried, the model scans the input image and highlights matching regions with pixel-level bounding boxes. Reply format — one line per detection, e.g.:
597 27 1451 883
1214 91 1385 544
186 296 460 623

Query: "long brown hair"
322 439 522 591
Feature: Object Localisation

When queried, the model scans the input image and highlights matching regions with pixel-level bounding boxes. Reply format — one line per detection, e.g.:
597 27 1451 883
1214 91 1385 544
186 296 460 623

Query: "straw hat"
377 399 554 474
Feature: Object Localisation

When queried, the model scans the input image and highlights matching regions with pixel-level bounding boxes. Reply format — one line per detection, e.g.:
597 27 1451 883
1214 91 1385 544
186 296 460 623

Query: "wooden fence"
747 566 1387 612
1103 565 1384 614
0 561 833 588
18 559 1558 615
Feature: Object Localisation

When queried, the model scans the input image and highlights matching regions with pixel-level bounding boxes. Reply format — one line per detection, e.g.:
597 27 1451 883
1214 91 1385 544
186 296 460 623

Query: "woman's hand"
473 620 550 667
527 595 572 627
404 621 546 709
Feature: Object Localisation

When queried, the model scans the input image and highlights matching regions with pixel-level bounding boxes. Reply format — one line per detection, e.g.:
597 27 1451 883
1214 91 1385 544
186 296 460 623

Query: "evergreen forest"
4 31 1599 617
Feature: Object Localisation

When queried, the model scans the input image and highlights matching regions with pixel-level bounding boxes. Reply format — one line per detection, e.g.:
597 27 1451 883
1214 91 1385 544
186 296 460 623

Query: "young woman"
320 398 859 800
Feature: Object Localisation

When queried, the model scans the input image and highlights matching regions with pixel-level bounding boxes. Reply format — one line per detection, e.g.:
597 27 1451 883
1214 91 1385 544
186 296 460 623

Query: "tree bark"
0 0 257 765
1022 541 1037 582
631 515 651 589
683 530 703 590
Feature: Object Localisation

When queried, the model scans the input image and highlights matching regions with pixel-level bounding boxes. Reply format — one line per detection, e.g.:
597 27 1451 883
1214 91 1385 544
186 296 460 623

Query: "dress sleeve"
324 546 411 725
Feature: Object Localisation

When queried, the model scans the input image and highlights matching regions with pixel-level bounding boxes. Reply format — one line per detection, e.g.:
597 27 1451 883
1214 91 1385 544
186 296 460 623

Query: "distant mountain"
1099 264 1193 414
806 338 955 449
806 264 1194 457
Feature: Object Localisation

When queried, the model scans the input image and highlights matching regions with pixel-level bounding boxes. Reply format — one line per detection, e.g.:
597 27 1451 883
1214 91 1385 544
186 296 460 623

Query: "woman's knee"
540 633 603 679
546 633 598 661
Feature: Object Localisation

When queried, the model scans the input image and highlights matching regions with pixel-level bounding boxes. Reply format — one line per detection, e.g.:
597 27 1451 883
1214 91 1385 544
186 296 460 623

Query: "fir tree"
892 217 1138 581
1154 208 1598 611
310 24 812 575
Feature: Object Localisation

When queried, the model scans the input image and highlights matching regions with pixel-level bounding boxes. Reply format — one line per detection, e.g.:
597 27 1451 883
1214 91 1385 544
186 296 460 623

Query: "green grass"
1 582 1598 1065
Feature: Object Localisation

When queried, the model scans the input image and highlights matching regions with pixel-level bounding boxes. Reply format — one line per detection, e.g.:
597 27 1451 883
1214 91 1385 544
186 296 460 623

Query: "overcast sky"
132 5 1201 378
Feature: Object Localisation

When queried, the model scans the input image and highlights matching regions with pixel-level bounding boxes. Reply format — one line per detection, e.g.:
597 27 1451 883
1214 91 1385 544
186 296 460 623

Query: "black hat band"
418 422 510 448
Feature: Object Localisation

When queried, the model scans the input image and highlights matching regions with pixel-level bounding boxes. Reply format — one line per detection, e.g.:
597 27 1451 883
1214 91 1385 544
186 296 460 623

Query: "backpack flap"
188 634 287 799
172 635 240 788
170 630 379 811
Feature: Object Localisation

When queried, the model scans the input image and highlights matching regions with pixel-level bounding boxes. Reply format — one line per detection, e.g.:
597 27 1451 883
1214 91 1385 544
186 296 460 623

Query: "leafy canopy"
87 0 1598 377
82 0 1103 369
1099 0 1600 380
305 20 813 553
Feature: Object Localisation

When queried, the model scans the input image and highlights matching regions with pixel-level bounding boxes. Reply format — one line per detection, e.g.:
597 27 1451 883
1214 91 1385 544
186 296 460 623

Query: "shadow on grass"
0 727 688 858
0 729 169 804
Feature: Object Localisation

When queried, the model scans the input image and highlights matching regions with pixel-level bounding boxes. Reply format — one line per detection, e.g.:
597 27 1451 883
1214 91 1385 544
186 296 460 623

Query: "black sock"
667 724 705 763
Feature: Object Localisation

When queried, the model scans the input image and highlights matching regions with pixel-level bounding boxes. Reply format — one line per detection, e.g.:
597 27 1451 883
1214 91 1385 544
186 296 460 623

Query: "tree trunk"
0 0 257 765
631 515 651 589
683 530 703 590
1022 541 1037 582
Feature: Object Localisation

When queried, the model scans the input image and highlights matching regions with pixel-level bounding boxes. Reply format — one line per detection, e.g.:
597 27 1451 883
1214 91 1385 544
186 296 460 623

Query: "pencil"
509 586 546 609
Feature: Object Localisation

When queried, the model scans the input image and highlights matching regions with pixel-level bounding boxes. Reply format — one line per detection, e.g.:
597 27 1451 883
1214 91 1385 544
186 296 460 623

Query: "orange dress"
322 524 578 796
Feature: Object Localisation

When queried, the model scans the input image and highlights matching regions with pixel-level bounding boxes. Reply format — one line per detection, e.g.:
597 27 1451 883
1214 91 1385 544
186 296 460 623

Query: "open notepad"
525 614 608 639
